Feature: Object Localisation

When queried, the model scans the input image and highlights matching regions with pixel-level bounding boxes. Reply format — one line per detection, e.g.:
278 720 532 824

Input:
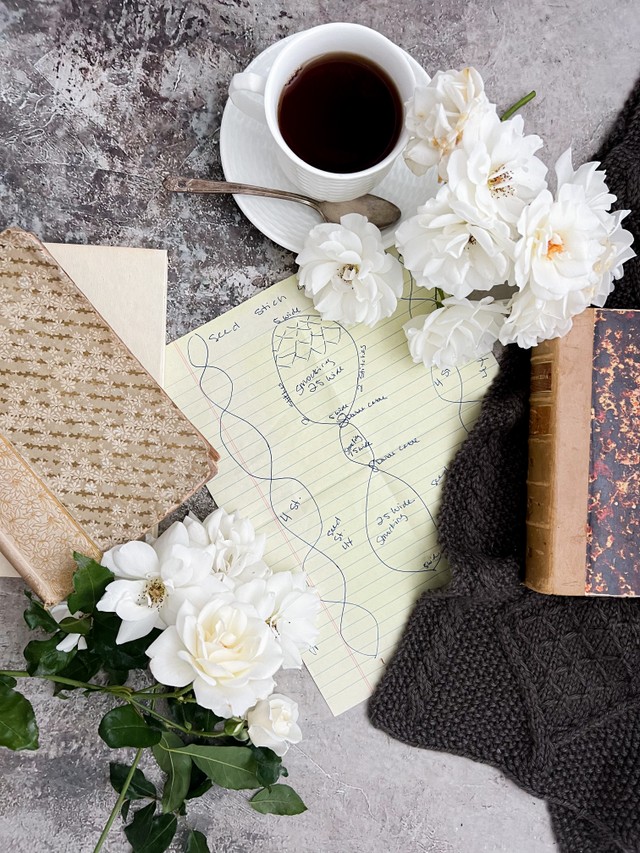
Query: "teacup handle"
229 72 267 123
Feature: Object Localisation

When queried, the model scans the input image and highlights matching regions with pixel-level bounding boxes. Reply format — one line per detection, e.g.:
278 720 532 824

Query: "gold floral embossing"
0 228 219 553
0 434 101 603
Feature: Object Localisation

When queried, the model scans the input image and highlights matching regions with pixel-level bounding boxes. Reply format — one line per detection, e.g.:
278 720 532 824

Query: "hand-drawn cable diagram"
184 313 487 664
271 316 441 574
165 272 498 714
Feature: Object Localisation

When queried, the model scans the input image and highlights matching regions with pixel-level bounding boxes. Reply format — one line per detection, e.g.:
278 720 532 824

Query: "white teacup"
229 23 418 202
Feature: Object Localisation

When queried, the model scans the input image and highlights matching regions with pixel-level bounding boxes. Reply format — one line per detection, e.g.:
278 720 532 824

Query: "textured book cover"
0 239 168 579
526 308 640 596
0 227 219 604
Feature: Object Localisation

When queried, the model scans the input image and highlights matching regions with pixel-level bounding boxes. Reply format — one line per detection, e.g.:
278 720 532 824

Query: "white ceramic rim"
262 22 417 181
219 34 433 252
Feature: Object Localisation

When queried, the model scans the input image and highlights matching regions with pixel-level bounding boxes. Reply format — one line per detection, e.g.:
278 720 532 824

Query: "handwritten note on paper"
164 268 497 715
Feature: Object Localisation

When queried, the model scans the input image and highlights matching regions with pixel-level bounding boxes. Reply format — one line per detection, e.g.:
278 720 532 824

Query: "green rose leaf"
0 683 39 751
98 705 162 748
184 763 213 801
24 636 76 676
110 761 157 800
103 666 128 685
67 554 113 615
52 650 102 692
252 747 283 788
185 829 210 853
173 744 260 790
168 698 222 736
57 616 92 636
152 731 192 814
124 802 177 853
23 595 59 633
125 801 155 838
0 675 16 688
249 784 307 816
92 610 160 675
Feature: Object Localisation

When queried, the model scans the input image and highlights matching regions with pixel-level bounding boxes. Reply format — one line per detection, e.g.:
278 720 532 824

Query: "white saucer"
219 35 435 254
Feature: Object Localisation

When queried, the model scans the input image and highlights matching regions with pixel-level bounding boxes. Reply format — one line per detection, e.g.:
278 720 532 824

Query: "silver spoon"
163 177 401 230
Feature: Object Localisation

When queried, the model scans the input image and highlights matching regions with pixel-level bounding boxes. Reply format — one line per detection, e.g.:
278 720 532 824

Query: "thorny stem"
129 690 189 701
501 90 536 121
128 698 228 739
0 670 193 702
0 670 216 736
1 671 226 845
129 684 193 700
92 748 143 853
0 670 105 692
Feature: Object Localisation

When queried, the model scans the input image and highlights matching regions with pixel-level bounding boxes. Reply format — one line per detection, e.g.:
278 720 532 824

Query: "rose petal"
147 626 195 686
116 611 160 644
102 540 159 580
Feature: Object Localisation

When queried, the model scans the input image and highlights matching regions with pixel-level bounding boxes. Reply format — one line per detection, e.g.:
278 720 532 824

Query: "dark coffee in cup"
277 52 403 174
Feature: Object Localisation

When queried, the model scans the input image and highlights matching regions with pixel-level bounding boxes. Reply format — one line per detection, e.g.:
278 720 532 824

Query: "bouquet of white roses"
0 507 320 853
296 68 635 369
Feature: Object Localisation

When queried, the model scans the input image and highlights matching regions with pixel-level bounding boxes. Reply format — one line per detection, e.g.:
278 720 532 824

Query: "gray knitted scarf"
368 79 640 853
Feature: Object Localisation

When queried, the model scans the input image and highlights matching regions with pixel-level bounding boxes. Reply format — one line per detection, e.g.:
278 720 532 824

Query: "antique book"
526 307 640 596
0 227 219 605
0 239 168 579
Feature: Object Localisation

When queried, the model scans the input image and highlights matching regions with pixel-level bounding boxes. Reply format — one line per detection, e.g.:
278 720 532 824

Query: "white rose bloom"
395 185 514 298
404 67 495 178
181 513 210 548
513 188 607 301
554 147 617 214
405 296 508 369
235 573 321 669
247 694 302 757
146 599 283 718
98 521 230 644
296 213 404 327
50 603 87 653
591 208 635 306
445 111 548 225
504 153 634 347
553 148 635 306
185 508 271 585
499 286 589 348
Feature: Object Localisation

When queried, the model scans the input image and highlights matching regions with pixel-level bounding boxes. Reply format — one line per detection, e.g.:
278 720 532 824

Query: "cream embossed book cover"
0 240 168 579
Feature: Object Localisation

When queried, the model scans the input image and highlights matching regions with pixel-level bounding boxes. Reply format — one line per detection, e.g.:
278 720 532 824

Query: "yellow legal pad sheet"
165 269 497 715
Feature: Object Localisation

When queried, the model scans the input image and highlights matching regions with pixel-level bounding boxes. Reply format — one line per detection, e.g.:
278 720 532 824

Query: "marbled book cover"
586 309 640 595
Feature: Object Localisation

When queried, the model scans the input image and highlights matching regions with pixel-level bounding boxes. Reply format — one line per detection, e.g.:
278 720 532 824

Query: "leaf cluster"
0 554 114 751
0 553 307 852
106 703 305 851
22 556 159 690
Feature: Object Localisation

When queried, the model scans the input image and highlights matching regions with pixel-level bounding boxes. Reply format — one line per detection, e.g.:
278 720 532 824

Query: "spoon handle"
163 177 320 211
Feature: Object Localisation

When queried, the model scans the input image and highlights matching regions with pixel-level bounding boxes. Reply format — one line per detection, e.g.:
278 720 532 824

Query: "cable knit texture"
369 79 640 853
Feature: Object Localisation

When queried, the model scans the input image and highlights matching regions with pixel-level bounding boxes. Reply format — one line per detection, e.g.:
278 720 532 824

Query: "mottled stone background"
0 1 638 851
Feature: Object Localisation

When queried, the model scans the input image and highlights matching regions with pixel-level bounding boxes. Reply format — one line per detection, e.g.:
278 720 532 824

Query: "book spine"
525 311 595 596
526 341 557 594
0 432 102 606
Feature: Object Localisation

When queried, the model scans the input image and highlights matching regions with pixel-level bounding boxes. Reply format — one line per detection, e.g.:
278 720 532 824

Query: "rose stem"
501 90 536 121
92 747 144 853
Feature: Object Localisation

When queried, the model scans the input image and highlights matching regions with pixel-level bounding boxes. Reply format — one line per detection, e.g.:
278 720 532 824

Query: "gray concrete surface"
0 1 638 851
